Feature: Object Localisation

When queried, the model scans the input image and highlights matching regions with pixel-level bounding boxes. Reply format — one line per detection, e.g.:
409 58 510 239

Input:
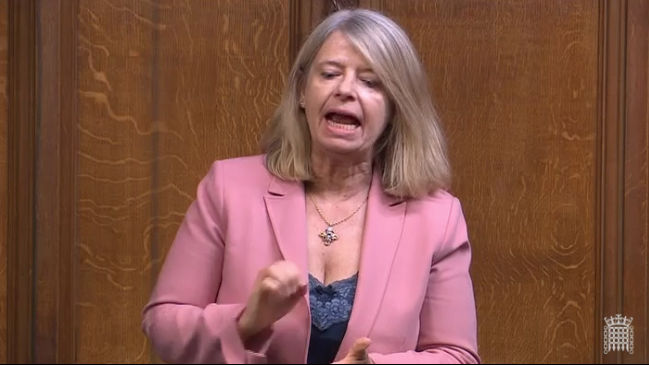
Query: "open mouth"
325 112 361 131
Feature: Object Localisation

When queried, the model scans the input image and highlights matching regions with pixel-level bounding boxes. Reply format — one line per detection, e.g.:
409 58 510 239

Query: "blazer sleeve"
370 197 481 364
141 161 271 364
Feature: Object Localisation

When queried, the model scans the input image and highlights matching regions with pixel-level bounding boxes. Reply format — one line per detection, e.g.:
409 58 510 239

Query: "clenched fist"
237 261 307 341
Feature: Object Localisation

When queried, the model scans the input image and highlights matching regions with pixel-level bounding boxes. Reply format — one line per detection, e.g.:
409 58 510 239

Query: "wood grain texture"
0 0 7 362
290 0 329 61
622 0 649 362
33 0 78 362
289 0 352 65
77 0 289 362
594 1 648 363
77 1 164 361
152 3 289 360
289 0 380 64
598 1 649 362
7 1 36 362
382 1 598 363
7 1 640 363
598 2 626 363
35 1 63 360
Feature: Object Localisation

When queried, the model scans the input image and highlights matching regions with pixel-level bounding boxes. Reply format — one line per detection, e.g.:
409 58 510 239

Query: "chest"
306 204 366 285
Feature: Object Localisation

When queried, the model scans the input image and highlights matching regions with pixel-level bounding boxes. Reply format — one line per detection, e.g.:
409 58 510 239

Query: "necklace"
309 193 368 246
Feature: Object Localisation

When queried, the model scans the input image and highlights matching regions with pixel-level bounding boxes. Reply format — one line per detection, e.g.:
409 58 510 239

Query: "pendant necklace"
309 193 368 246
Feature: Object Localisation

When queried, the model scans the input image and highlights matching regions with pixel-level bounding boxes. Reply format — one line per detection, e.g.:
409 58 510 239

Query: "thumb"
348 337 371 360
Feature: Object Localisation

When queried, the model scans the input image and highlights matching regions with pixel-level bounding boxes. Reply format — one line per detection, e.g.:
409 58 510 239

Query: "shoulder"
208 154 271 182
210 154 269 178
408 189 463 216
201 154 272 195
407 189 468 238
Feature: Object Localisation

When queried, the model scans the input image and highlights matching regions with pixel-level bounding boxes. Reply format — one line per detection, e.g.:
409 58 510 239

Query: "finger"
296 283 308 296
284 279 307 299
263 264 288 293
281 262 304 289
289 283 307 301
349 337 371 360
259 276 281 295
269 262 304 295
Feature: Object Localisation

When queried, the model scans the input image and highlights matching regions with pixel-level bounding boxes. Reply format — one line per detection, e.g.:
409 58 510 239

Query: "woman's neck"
308 153 373 201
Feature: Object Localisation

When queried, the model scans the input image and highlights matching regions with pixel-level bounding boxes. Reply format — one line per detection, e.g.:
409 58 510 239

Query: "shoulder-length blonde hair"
262 9 450 199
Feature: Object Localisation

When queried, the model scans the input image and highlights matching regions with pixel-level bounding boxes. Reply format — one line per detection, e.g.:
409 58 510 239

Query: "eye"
361 78 381 89
321 71 338 79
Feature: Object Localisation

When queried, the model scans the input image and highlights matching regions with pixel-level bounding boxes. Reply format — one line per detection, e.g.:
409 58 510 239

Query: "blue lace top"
307 273 358 364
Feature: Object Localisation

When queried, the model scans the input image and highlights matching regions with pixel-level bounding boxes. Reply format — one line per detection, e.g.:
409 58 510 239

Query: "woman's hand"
333 337 373 364
237 260 306 341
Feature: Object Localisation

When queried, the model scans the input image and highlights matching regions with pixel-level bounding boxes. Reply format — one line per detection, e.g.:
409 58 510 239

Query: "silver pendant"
318 226 338 246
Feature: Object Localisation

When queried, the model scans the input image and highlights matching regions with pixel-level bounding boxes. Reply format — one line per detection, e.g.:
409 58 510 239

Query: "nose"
334 73 356 100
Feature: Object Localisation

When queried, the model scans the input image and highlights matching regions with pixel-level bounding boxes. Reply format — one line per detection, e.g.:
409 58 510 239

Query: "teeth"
327 113 359 130
327 119 357 130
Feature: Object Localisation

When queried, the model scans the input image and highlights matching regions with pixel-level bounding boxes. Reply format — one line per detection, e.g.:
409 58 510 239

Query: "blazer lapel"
337 172 406 359
263 176 309 278
263 176 312 363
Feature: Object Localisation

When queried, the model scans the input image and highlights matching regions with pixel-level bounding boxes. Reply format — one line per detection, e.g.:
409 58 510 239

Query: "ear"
296 67 306 108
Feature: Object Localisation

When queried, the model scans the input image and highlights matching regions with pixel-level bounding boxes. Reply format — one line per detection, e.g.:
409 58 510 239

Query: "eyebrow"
316 60 375 73
316 60 344 69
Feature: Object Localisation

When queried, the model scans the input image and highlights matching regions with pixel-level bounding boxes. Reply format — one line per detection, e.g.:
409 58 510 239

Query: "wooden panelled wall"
394 2 600 362
0 0 7 363
2 0 647 363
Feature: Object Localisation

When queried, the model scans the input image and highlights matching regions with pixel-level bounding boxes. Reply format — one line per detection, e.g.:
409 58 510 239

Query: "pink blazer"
142 155 480 364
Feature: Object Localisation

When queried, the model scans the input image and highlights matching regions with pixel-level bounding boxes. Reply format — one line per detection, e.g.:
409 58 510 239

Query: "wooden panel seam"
8 0 79 362
289 0 373 65
597 0 628 363
623 0 649 362
7 0 36 362
56 0 79 362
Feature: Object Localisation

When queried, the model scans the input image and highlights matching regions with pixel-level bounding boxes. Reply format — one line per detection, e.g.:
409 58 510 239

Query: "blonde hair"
262 9 450 198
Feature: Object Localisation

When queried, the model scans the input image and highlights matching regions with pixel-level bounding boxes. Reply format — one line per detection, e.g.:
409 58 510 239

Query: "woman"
142 8 480 364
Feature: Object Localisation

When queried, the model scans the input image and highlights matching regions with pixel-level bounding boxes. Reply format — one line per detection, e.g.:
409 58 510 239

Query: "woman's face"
302 31 390 162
